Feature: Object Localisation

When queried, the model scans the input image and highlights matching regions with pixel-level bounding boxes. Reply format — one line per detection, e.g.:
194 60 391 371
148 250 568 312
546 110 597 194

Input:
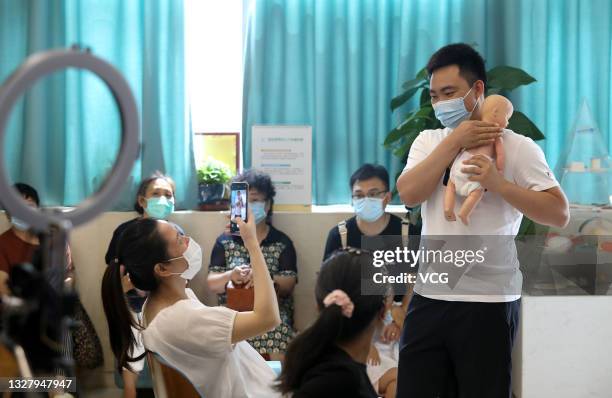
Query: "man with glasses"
322 164 402 260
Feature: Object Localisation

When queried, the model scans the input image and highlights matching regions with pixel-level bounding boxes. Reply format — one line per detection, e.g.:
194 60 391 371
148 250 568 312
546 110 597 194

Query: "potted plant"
385 60 545 236
197 158 233 204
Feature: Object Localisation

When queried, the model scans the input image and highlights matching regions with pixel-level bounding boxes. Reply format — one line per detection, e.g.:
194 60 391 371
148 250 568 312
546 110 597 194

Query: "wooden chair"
147 352 201 398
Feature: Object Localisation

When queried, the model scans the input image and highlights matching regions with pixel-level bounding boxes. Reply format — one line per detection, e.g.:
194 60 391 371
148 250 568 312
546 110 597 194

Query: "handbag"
71 298 104 369
225 281 254 312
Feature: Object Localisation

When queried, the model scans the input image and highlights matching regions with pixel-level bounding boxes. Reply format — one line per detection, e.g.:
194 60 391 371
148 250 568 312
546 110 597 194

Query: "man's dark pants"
397 294 520 398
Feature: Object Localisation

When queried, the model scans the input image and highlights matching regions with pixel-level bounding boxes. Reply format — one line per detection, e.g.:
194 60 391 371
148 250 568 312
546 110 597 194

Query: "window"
185 0 243 170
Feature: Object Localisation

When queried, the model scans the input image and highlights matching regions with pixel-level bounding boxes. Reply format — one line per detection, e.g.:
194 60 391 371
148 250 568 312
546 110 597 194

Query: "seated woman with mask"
207 169 297 361
104 171 180 397
101 209 282 397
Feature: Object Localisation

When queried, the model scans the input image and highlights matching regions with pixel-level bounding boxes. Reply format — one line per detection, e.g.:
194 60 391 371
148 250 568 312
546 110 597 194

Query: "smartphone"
230 182 248 234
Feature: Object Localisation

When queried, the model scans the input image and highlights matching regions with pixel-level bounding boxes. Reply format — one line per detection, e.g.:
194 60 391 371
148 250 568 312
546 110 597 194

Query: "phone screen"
230 183 248 233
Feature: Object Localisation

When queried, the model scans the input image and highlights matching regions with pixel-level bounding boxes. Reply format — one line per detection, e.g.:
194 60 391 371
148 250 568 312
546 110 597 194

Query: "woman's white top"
141 289 280 397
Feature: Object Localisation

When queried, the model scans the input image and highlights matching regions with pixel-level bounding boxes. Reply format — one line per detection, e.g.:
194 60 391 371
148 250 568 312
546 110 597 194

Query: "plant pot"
199 183 226 204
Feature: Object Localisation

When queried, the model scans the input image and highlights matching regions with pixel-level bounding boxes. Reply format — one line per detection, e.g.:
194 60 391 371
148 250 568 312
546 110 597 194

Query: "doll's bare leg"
495 136 505 173
458 188 484 226
444 181 457 221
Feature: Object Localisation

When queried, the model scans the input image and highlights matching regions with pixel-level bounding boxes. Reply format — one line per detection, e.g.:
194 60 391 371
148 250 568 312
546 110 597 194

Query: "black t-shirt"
323 214 420 260
105 217 184 312
323 214 421 301
292 346 378 398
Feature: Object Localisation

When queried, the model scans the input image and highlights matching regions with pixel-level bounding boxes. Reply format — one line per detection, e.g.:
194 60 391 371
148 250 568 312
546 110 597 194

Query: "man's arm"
397 134 461 207
397 120 503 207
462 154 570 228
497 184 569 228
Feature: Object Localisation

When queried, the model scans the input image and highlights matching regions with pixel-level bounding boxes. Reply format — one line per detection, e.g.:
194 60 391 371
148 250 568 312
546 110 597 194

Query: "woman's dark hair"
349 163 390 192
276 251 386 393
101 218 170 372
133 171 176 214
232 169 276 223
14 182 40 206
426 43 487 87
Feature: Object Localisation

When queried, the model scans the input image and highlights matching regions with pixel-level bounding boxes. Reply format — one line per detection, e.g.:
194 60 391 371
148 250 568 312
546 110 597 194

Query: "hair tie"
323 289 354 318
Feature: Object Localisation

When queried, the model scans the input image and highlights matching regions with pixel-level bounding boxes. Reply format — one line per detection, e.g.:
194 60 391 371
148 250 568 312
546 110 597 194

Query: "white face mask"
166 237 202 280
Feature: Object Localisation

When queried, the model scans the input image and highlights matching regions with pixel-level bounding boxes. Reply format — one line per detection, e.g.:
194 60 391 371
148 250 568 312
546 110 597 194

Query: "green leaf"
487 66 536 91
385 118 420 147
384 106 433 147
384 112 417 146
507 111 545 141
391 83 425 111
393 129 421 157
197 158 234 184
420 86 431 106
517 217 536 239
414 104 433 119
416 67 428 80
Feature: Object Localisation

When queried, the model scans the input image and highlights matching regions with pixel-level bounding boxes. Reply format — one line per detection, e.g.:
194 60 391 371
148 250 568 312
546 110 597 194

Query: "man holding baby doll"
396 43 569 397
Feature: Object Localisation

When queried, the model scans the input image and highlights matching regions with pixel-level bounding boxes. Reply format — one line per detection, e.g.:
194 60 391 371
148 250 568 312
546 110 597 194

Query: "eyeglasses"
351 190 388 200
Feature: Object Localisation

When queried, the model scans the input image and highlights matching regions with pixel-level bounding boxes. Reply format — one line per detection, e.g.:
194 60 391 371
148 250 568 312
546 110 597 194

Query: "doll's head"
481 95 514 128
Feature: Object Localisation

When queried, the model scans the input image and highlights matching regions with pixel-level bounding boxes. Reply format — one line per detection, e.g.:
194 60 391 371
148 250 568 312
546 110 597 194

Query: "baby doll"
444 94 513 225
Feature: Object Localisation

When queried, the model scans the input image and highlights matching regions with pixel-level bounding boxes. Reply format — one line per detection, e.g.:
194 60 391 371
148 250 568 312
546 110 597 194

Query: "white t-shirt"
403 128 559 302
141 289 280 397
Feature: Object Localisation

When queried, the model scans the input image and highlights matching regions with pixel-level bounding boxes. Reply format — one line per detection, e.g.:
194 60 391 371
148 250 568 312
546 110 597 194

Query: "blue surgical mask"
353 197 385 223
146 196 174 219
250 201 267 224
11 216 30 231
433 86 479 128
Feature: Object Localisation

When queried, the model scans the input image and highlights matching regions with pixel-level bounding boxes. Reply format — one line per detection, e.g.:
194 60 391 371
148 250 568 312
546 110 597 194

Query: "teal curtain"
243 0 612 204
0 0 196 210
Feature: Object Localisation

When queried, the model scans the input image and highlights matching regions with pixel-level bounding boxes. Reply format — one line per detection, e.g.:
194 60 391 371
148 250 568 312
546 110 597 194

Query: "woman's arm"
274 238 298 297
208 267 250 294
273 275 296 297
206 238 246 294
207 270 233 294
231 210 281 343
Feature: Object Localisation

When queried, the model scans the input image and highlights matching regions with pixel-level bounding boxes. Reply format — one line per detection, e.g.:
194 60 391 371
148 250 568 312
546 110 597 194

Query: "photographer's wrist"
243 239 259 253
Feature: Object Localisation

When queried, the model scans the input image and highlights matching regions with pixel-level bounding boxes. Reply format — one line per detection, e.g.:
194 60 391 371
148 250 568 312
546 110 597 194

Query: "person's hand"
461 154 506 193
120 265 135 293
0 270 9 297
381 322 401 343
230 265 253 287
391 305 406 327
235 208 257 245
242 266 254 289
450 120 503 150
65 245 74 272
367 344 381 366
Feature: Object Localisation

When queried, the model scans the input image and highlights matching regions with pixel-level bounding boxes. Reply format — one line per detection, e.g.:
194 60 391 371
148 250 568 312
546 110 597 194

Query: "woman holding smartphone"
208 170 298 361
101 208 281 397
